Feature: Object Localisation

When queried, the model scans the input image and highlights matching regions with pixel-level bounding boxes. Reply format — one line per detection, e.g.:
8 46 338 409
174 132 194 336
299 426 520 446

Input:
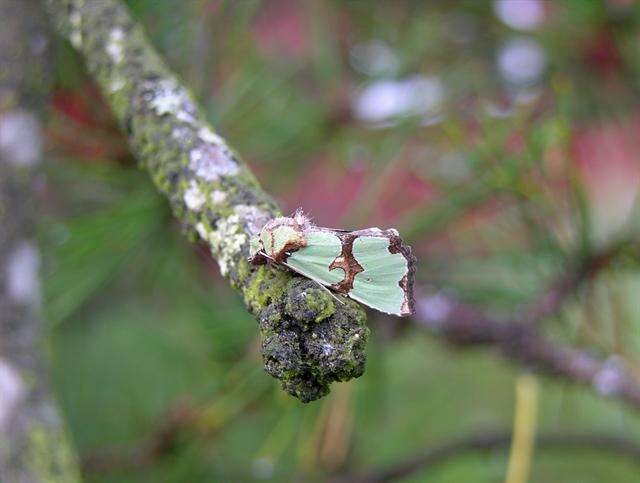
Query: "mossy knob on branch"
259 278 369 403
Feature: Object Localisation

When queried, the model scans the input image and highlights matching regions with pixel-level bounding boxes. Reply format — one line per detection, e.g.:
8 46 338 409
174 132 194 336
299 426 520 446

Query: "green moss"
27 425 80 483
243 266 289 314
258 277 369 402
285 278 336 324
235 257 251 285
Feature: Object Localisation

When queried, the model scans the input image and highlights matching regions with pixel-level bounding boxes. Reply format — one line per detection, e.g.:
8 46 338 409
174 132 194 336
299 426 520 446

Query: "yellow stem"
505 373 539 483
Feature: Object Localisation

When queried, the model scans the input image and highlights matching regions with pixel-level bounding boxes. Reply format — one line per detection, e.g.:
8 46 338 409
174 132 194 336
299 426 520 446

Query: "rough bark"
0 0 81 481
44 0 369 402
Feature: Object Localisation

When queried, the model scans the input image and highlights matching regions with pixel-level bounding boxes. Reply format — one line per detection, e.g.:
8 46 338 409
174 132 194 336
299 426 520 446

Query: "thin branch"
336 431 640 483
420 292 640 408
415 255 640 411
520 243 628 325
44 0 369 402
0 0 80 480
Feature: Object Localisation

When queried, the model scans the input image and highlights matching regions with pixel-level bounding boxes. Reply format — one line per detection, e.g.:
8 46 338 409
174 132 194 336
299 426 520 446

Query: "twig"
44 0 369 402
416 290 640 410
413 234 640 411
336 431 640 483
521 244 627 325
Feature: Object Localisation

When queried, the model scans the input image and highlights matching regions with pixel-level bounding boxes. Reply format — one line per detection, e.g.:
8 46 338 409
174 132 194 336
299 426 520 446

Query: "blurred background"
37 0 640 481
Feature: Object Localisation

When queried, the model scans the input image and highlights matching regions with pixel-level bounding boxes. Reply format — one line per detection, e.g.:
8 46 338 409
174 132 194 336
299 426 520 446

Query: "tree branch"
0 0 80 481
415 261 640 411
336 430 640 483
44 0 369 402
520 243 629 326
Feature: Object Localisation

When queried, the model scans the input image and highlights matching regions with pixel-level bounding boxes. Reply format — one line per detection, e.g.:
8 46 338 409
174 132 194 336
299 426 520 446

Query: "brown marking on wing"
275 237 307 262
336 227 416 316
329 233 364 294
261 216 307 262
385 230 416 316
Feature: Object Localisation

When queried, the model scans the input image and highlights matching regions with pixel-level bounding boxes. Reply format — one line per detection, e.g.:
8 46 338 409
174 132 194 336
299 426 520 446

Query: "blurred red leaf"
252 0 310 59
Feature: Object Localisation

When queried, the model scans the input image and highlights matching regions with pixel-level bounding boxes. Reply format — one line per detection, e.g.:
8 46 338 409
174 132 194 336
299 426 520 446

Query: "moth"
249 211 416 316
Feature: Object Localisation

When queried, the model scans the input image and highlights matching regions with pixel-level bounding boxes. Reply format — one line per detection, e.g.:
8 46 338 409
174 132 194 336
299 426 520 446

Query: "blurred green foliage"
43 0 640 481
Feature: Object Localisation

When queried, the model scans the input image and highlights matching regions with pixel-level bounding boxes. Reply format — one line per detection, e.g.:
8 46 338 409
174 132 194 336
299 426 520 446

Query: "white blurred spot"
593 356 624 396
106 27 125 63
210 190 227 205
69 10 82 48
184 181 205 211
0 359 26 430
416 293 452 328
70 31 82 48
110 77 126 93
494 0 544 31
353 75 444 125
498 37 546 85
6 241 41 305
0 109 42 167
350 40 399 77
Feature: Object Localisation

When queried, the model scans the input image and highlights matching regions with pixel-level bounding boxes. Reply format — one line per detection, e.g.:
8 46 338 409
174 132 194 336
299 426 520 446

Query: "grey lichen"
46 0 370 402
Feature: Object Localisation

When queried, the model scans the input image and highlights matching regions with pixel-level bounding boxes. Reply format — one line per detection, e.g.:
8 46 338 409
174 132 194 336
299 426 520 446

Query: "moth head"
259 214 308 262
292 208 312 228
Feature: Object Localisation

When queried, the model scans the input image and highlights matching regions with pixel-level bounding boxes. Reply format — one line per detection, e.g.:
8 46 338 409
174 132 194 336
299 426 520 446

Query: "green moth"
249 211 415 316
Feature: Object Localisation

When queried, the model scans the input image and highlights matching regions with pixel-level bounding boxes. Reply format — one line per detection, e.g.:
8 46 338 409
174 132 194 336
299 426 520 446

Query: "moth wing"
349 236 414 316
284 230 345 286
249 234 261 259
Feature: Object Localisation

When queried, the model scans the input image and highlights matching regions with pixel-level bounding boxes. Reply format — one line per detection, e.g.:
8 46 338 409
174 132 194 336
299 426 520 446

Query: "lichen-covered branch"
44 0 368 402
0 0 81 481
